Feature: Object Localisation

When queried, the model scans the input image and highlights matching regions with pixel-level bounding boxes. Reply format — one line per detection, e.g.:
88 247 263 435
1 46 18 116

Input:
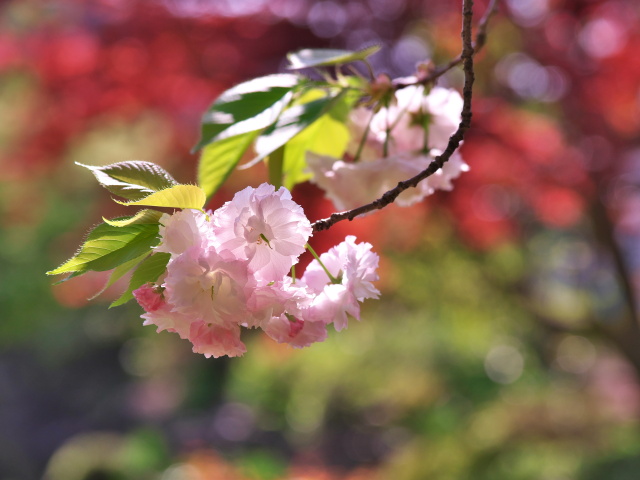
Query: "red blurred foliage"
2 0 638 255
450 100 593 248
0 1 318 182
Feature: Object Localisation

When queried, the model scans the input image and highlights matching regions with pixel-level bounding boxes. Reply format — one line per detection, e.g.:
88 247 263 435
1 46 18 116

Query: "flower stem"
353 109 376 163
305 243 339 283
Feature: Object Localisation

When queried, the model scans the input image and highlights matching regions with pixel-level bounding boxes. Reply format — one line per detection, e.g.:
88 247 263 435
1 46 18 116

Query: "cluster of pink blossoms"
133 183 380 358
308 84 469 212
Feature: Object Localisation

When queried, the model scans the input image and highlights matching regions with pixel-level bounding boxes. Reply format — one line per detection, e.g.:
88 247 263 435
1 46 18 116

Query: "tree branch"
312 0 486 232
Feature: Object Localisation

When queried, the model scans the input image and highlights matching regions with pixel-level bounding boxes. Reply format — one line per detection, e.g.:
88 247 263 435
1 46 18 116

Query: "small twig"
353 109 376 163
394 0 498 90
313 0 484 232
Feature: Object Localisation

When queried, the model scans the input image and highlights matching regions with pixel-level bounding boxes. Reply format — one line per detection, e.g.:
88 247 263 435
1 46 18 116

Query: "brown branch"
313 0 483 233
590 196 639 330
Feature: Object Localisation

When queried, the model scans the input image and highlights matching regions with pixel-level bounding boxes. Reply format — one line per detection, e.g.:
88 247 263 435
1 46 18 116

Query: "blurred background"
2 0 640 478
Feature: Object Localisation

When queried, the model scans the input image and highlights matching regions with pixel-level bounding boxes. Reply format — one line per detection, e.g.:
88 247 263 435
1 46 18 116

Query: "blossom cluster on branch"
133 184 379 358
308 84 469 212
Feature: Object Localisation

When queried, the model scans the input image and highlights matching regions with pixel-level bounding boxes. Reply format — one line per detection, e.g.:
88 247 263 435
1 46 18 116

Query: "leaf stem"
362 59 376 81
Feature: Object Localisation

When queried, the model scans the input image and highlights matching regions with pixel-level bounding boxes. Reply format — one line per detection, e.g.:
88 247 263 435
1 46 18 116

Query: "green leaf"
116 185 206 211
110 252 171 308
88 251 150 301
327 84 363 123
103 209 164 227
198 131 259 200
287 46 381 70
193 74 300 152
282 113 350 190
268 145 285 189
51 270 84 286
47 222 160 275
77 161 179 201
251 89 346 166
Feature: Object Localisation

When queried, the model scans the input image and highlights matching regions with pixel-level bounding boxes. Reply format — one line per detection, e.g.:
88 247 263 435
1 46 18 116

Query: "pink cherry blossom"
302 236 380 331
133 283 191 339
370 85 463 154
247 277 313 328
306 283 360 331
211 183 312 283
134 280 248 358
263 314 328 348
155 209 215 257
307 152 433 211
189 321 246 358
163 245 257 328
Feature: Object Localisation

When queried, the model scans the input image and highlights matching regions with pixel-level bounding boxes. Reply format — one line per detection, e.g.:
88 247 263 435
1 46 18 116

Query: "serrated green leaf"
287 46 381 70
103 209 164 227
110 252 171 308
251 89 346 166
52 270 84 286
193 74 300 152
283 114 350 190
88 251 150 301
116 185 206 211
77 161 179 201
198 130 259 200
47 222 160 275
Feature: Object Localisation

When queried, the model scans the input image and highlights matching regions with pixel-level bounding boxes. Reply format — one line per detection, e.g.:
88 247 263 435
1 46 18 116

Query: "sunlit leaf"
116 185 206 211
193 74 300 152
47 222 160 275
268 145 285 189
103 209 164 227
77 161 179 201
110 252 171 307
251 89 346 166
198 131 259 200
282 114 350 190
287 46 381 70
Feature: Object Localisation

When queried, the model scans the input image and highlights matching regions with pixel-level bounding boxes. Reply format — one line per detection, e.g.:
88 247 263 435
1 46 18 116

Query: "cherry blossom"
189 321 246 358
263 314 328 348
133 283 191 339
247 277 313 327
211 183 313 283
307 151 434 211
133 282 248 358
302 236 380 331
371 85 463 153
155 208 215 257
163 245 258 328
